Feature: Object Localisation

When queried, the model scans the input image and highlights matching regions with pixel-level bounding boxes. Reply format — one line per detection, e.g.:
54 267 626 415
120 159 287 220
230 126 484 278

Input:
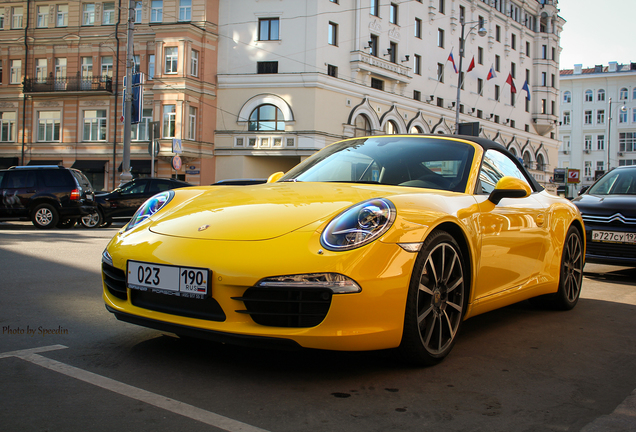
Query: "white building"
215 0 564 188
559 62 636 195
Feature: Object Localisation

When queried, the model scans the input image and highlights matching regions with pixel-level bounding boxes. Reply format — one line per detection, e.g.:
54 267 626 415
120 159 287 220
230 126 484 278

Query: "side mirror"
578 186 589 195
488 176 531 205
267 171 285 183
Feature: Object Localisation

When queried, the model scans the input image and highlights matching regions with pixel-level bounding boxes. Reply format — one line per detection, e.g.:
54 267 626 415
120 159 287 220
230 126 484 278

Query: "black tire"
57 218 77 229
31 204 59 229
101 220 112 228
399 230 468 366
81 210 103 228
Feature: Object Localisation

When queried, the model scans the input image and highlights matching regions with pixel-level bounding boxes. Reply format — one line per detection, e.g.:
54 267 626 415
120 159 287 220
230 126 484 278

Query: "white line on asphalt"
1 345 270 432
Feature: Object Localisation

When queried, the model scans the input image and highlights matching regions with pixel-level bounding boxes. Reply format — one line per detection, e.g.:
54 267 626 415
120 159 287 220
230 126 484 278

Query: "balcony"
23 75 113 94
350 50 411 83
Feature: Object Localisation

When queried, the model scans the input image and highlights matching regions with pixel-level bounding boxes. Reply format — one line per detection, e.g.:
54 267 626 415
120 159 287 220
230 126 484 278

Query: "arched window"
522 151 533 169
597 89 605 101
354 114 371 137
409 125 423 134
384 120 398 134
620 87 628 100
536 154 545 171
584 90 593 102
509 147 517 157
563 91 571 103
248 104 285 131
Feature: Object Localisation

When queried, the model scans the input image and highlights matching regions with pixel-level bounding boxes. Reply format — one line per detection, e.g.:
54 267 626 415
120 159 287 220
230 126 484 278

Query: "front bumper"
103 228 417 351
584 227 636 266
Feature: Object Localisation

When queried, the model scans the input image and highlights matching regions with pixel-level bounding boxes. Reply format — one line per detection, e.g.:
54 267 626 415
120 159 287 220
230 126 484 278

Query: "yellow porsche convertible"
102 135 584 365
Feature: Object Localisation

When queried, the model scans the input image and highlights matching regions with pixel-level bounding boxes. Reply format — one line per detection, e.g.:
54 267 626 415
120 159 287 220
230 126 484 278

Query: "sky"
557 0 635 70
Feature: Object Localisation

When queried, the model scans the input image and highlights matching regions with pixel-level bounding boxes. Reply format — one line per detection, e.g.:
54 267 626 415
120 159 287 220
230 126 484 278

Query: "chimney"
594 65 603 73
573 64 582 74
609 61 618 72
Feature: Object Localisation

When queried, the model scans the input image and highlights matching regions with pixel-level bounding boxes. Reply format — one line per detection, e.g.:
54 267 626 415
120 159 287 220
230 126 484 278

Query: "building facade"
215 0 564 190
558 62 636 196
0 0 218 190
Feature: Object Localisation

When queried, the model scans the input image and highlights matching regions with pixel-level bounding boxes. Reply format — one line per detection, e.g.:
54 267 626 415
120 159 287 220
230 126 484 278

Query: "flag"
522 80 531 100
487 65 497 80
466 56 476 73
506 73 517 93
448 51 458 73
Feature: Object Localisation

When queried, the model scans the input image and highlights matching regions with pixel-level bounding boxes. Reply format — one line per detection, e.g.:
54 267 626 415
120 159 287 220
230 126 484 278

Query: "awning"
72 160 107 173
118 160 151 174
27 160 62 166
0 157 19 169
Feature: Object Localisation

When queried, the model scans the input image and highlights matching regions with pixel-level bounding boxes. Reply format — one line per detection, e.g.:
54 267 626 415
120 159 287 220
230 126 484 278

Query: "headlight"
125 190 174 232
102 249 113 266
321 198 395 251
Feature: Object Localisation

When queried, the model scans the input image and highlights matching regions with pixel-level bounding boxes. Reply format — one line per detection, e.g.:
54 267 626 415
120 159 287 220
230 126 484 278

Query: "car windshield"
588 169 636 195
279 137 475 193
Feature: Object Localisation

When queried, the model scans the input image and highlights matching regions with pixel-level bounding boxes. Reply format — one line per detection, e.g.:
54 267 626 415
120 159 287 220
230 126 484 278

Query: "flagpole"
454 19 487 134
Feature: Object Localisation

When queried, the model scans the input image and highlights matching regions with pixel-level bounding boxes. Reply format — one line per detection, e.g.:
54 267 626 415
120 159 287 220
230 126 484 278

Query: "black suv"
0 165 96 229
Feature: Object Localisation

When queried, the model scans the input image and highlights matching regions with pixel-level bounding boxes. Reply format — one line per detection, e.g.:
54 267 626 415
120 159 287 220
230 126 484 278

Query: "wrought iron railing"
23 75 113 93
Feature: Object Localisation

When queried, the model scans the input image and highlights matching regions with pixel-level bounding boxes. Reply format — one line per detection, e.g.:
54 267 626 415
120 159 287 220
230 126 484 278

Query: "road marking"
2 345 269 432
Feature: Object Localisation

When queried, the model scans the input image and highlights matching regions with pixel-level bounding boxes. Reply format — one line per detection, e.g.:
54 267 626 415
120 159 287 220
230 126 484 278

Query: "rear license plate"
127 260 209 298
591 230 636 244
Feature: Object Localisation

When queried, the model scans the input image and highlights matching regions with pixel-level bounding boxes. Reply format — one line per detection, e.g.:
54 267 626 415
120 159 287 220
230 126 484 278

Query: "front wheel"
399 230 467 366
552 226 584 310
31 204 59 229
81 211 103 228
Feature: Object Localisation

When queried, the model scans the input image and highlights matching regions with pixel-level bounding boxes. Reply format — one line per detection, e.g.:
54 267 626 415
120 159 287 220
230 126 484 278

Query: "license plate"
591 230 636 244
127 260 209 297
87 192 94 201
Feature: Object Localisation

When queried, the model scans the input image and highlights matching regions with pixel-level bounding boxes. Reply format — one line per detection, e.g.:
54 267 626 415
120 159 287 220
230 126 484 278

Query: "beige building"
558 62 636 195
0 0 218 190
215 0 564 191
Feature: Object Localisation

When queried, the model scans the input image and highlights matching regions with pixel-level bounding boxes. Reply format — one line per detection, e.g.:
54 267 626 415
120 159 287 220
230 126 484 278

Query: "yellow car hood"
149 182 403 241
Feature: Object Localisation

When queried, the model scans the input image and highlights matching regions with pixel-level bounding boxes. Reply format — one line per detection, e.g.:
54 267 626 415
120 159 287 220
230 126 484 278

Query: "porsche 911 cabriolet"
102 135 585 365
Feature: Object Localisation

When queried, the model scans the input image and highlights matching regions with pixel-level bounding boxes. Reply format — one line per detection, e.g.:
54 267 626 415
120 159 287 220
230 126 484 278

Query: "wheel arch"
29 196 62 213
432 221 474 308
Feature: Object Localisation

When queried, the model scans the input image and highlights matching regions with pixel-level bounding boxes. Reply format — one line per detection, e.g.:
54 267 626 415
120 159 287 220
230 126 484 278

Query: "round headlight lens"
125 190 174 232
321 198 395 251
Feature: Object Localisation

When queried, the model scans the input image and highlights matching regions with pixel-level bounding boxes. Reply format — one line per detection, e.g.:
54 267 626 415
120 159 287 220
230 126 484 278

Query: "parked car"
572 165 636 266
82 178 191 228
102 135 585 366
0 165 96 229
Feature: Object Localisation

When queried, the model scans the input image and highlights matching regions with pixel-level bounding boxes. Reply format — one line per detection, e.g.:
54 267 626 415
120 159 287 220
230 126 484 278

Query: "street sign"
567 169 580 184
172 155 182 171
172 138 182 154
553 168 566 183
122 73 144 124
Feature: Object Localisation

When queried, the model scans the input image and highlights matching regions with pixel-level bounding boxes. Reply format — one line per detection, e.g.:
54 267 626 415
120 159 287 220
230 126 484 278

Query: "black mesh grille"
102 262 127 300
130 290 226 322
586 241 636 259
233 287 332 328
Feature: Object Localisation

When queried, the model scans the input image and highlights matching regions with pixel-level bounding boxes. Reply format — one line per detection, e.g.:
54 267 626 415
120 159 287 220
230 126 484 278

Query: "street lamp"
454 18 487 134
607 97 628 171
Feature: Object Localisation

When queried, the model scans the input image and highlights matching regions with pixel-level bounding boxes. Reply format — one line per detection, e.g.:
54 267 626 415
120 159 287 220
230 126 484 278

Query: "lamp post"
454 18 487 134
607 97 628 172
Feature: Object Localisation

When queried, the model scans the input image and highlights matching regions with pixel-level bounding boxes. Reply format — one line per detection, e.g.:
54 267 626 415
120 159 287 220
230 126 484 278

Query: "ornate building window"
249 104 285 131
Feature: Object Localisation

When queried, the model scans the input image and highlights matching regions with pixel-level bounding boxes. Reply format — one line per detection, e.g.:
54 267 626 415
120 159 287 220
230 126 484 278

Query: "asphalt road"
1 221 635 432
